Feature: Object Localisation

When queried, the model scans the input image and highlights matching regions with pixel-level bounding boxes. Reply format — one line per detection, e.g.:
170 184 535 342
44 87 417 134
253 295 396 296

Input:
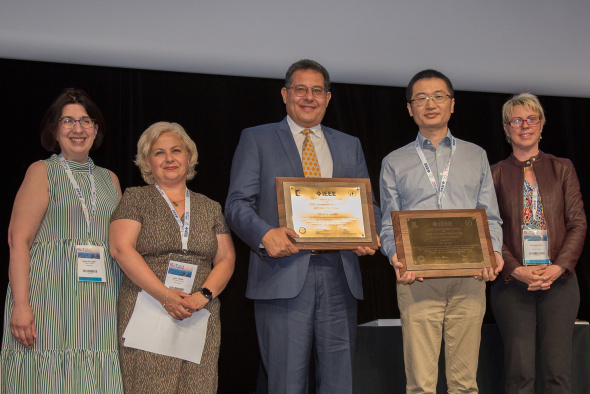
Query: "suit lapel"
324 127 343 178
276 118 305 177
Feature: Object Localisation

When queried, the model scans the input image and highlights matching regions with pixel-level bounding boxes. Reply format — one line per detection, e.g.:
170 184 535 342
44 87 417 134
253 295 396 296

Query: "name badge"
164 260 198 293
77 245 107 282
522 228 550 266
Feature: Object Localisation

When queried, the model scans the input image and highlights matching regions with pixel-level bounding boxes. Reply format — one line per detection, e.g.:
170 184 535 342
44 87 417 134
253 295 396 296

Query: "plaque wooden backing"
276 177 378 250
391 209 496 278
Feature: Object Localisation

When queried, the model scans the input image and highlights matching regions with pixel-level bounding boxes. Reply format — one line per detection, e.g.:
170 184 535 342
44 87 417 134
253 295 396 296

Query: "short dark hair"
406 69 454 103
285 59 331 91
40 88 106 152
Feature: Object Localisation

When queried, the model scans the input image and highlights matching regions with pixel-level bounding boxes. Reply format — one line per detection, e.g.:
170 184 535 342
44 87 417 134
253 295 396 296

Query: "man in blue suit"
225 59 380 393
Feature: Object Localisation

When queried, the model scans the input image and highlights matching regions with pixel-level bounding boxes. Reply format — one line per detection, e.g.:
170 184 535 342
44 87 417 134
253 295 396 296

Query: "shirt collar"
417 128 452 148
287 115 323 139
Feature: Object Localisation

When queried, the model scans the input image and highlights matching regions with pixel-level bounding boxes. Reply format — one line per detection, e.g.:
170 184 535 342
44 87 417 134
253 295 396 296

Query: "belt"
310 250 338 255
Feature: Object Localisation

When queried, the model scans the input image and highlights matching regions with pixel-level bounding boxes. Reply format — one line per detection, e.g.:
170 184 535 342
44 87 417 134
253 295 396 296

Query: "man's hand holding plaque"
352 235 381 257
392 253 423 284
475 251 504 282
261 227 300 258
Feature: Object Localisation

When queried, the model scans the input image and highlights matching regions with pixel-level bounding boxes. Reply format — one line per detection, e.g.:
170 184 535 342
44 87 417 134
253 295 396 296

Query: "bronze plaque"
276 177 378 250
391 209 496 278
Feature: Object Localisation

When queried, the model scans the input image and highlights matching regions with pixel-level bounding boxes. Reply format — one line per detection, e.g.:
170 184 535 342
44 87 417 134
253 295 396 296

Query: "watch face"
200 287 212 299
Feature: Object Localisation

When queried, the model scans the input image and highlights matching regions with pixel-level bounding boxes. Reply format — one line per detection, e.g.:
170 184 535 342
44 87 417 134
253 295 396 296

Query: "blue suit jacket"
225 117 380 300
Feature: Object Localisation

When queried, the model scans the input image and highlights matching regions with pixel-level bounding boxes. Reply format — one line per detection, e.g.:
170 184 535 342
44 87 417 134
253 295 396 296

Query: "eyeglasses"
410 94 452 107
507 116 542 128
287 84 328 98
59 116 95 129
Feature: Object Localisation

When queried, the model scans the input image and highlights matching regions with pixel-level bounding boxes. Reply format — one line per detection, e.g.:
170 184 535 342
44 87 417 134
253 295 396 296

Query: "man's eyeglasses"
409 94 452 107
59 116 95 129
287 85 328 99
506 116 542 128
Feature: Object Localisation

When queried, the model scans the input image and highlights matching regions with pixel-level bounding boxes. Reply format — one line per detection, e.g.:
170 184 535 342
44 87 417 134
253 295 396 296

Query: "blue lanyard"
414 135 456 209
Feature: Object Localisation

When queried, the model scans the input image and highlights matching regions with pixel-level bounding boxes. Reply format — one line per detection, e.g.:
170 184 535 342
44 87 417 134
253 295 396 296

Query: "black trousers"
491 273 580 394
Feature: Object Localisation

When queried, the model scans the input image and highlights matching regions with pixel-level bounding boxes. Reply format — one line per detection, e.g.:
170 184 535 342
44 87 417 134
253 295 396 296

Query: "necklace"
171 199 185 207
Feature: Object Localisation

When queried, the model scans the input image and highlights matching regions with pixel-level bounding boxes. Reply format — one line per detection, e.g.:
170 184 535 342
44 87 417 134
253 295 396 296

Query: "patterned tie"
301 129 321 178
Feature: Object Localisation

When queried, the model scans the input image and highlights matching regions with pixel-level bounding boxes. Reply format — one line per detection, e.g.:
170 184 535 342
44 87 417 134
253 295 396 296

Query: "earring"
505 135 512 144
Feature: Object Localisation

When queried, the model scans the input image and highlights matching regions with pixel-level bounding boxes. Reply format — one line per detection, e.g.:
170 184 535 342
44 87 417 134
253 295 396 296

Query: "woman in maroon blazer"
491 93 586 393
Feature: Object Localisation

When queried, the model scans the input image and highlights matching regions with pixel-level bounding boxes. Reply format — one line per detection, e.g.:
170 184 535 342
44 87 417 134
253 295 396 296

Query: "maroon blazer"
491 151 586 281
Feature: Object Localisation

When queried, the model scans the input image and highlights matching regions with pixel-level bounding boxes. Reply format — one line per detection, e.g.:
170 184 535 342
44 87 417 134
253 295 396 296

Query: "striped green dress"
0 154 123 393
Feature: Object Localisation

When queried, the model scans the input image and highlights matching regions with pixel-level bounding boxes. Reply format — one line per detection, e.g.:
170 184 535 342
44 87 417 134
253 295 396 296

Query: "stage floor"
354 323 590 393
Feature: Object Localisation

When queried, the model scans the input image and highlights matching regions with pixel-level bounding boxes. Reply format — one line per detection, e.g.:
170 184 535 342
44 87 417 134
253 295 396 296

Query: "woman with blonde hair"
491 93 586 393
110 121 235 393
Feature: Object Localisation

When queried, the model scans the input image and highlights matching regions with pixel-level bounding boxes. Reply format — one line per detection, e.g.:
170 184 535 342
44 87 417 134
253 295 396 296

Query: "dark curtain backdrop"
1 58 589 393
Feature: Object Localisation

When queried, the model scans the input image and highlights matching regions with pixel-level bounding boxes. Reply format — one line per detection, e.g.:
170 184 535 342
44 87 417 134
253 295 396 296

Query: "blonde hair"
502 93 545 125
134 122 198 184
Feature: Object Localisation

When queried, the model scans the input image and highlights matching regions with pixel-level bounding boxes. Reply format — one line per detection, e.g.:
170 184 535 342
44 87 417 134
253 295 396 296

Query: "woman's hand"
536 264 566 290
7 162 49 350
10 304 36 349
512 264 551 291
111 218 195 321
184 292 210 312
186 234 235 309
161 288 193 320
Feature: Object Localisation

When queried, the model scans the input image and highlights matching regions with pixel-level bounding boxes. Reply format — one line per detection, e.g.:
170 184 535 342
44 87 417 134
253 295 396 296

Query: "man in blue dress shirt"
380 69 504 393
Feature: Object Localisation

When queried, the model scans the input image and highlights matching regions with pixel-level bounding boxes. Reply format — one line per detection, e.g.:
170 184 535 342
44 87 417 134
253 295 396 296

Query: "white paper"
123 290 210 364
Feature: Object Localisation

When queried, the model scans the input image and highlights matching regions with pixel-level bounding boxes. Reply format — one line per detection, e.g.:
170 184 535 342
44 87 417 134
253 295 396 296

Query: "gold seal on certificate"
391 209 497 278
276 177 378 250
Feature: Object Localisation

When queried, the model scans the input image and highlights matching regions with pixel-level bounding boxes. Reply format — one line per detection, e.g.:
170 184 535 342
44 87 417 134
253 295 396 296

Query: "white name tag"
522 229 550 266
77 245 107 282
164 260 198 293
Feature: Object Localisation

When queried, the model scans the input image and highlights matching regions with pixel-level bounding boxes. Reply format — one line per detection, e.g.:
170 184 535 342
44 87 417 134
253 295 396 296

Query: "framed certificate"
391 209 496 278
276 177 378 250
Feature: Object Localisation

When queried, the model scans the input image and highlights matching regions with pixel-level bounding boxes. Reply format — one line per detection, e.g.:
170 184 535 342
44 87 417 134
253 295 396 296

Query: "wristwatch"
198 287 213 300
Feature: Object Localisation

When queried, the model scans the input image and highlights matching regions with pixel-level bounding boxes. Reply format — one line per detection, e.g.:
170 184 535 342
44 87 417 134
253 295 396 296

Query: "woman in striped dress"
0 89 124 393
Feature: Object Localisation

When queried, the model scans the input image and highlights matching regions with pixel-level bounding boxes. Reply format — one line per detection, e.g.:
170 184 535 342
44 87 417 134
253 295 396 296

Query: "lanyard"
414 135 456 209
58 154 96 237
524 164 539 221
532 184 539 221
154 183 190 251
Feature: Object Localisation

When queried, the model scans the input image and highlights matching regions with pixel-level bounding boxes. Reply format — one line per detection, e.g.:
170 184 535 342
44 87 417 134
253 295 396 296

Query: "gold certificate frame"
276 177 378 250
391 209 496 278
